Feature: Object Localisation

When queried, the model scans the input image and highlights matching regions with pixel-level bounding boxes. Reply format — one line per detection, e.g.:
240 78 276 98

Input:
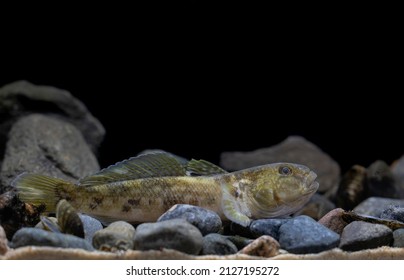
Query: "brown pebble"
318 208 349 235
0 225 9 255
239 235 280 258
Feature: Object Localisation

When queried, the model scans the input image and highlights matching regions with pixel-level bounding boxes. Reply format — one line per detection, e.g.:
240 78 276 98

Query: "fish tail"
12 173 75 213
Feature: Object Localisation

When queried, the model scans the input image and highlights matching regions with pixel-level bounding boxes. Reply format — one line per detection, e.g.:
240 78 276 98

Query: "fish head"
245 163 319 218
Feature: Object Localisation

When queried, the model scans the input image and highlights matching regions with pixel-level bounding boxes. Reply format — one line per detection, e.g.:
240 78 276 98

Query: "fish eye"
279 166 292 176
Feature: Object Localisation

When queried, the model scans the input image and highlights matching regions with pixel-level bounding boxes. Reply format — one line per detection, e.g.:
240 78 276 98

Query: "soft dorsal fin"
186 159 228 176
78 152 187 187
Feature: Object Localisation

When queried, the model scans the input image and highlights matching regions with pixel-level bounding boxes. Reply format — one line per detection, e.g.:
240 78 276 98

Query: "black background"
1 41 402 174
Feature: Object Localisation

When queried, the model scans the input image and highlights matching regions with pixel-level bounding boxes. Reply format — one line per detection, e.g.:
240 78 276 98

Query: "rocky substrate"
2 81 404 259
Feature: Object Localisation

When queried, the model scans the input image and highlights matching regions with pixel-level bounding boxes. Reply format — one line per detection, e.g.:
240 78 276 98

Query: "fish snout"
304 171 319 193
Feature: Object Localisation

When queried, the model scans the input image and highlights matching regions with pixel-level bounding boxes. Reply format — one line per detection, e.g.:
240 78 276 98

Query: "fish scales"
71 177 223 223
13 152 319 227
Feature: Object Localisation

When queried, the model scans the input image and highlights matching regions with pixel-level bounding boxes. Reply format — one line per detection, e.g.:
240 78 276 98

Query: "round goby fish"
13 152 319 227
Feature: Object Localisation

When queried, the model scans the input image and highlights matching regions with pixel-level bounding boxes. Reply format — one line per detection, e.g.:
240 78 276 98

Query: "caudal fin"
12 173 73 213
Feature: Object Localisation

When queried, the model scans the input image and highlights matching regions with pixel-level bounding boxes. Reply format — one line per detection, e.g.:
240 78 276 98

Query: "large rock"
339 221 393 251
0 80 105 152
1 114 99 188
278 215 340 254
220 136 340 193
133 219 203 255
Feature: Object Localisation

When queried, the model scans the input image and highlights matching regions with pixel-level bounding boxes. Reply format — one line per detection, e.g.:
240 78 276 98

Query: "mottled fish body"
13 152 319 227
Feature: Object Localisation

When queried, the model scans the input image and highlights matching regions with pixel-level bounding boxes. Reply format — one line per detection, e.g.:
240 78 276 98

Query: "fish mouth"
303 171 319 194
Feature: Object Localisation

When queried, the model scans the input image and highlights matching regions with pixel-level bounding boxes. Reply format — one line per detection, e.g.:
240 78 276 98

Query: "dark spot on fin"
127 199 140 206
78 152 187 187
186 159 228 176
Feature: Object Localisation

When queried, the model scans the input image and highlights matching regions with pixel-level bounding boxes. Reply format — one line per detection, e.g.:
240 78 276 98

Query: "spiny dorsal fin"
78 152 187 187
186 159 228 176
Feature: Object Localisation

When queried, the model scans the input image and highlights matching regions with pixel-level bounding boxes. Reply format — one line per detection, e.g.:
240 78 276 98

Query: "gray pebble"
157 204 222 235
278 215 340 254
339 221 393 251
92 221 135 251
380 205 404 223
201 233 238 255
249 218 289 239
353 197 404 217
79 214 103 243
10 227 94 251
134 219 203 255
393 229 404 247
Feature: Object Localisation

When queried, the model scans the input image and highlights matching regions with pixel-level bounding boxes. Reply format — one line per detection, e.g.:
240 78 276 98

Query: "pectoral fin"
220 183 252 227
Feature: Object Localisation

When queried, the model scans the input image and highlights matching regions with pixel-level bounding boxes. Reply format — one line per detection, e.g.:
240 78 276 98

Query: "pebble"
220 136 340 193
249 219 288 239
292 193 335 220
278 216 340 254
318 208 349 235
0 225 9 255
353 197 404 217
157 204 222 235
10 227 94 251
339 221 393 251
224 236 254 250
380 205 404 223
92 221 135 252
393 229 404 247
201 233 238 255
133 219 203 255
239 235 280 258
79 214 103 243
